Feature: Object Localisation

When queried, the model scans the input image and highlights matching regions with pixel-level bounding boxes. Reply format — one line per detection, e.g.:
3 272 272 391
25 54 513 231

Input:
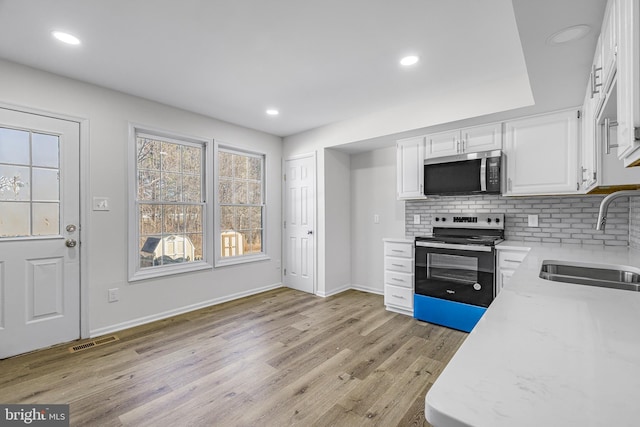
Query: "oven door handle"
415 241 493 252
480 157 487 192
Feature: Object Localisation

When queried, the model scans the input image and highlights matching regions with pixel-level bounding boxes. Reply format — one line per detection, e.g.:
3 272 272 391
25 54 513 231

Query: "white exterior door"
283 154 315 294
0 108 80 359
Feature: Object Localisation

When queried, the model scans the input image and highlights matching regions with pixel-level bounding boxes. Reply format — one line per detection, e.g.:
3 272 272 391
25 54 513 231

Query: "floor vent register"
69 335 120 353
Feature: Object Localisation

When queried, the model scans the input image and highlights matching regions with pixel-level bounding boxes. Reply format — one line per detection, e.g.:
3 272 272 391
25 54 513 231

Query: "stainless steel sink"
539 260 640 292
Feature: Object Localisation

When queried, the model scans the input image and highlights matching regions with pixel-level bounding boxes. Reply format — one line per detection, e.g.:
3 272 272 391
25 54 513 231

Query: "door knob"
65 239 77 248
307 230 313 235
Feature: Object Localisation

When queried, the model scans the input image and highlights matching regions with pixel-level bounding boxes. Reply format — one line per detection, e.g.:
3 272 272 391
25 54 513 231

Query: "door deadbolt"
307 230 313 235
65 239 77 248
66 224 77 233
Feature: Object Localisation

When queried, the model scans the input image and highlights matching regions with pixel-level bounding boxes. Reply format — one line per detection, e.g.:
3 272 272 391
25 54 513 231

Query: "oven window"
427 253 478 284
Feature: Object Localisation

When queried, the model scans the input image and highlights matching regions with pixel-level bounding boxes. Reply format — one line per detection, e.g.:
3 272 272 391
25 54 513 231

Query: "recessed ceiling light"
52 31 81 45
400 55 419 66
547 25 591 45
266 109 279 116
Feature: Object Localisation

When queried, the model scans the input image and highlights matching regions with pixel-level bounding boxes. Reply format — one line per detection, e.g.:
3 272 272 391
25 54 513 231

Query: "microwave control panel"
487 158 500 192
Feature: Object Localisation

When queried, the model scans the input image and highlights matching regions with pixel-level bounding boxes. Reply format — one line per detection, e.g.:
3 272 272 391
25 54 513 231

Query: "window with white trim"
129 126 212 280
215 145 267 266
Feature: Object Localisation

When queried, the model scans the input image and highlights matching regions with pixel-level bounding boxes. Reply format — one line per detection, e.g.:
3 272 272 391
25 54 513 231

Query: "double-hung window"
129 126 212 280
215 145 267 266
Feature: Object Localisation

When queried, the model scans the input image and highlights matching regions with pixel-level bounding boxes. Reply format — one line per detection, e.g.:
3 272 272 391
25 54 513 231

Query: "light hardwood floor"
0 288 467 426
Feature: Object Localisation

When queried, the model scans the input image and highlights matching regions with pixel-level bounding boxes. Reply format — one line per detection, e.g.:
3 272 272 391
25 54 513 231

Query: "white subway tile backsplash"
406 194 631 246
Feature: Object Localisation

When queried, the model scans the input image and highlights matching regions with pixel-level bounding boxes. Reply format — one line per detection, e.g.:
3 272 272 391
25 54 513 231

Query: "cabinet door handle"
391 294 406 299
604 118 619 154
391 263 404 267
591 65 603 97
508 178 512 192
503 259 522 263
392 277 405 282
391 249 404 253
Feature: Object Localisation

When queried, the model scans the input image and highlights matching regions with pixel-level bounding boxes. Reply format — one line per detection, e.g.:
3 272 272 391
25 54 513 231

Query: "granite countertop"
425 242 640 427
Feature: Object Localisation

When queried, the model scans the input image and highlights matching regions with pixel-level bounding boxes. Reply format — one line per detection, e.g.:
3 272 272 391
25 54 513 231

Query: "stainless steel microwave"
423 150 502 196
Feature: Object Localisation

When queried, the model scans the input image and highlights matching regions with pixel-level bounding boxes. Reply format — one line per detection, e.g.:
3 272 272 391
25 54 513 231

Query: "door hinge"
283 220 286 229
284 268 287 276
283 173 286 181
634 127 640 141
577 182 580 191
593 171 597 180
577 110 581 119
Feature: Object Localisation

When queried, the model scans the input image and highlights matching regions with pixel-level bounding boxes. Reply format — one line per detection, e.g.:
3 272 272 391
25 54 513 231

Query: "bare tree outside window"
218 148 264 258
136 134 204 269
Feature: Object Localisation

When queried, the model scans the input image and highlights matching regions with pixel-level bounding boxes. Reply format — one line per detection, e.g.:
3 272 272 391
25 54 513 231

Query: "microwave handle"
480 157 487 192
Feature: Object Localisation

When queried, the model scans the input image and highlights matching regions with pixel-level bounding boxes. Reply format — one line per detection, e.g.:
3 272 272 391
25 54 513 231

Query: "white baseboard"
350 284 384 295
89 282 283 338
315 283 384 298
315 284 351 298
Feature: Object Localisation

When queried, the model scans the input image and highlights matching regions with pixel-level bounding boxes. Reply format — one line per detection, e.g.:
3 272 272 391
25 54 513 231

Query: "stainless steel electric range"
414 213 504 332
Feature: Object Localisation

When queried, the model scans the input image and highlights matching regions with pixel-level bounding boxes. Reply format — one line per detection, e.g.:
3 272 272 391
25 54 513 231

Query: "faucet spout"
596 190 640 231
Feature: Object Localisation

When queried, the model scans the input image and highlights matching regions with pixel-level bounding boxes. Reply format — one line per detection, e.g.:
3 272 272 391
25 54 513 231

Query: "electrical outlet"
374 214 380 224
108 288 119 303
528 214 539 227
414 214 421 225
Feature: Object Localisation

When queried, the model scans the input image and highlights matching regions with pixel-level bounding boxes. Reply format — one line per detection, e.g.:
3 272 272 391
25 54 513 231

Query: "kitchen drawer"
498 250 528 269
384 271 413 289
384 242 413 258
384 256 413 273
384 284 413 310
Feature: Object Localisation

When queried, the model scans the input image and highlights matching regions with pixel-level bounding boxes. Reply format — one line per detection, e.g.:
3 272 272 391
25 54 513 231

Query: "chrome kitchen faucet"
596 190 640 231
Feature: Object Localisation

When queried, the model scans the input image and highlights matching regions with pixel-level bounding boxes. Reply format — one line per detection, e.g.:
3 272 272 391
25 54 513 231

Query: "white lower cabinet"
383 239 414 316
496 247 530 296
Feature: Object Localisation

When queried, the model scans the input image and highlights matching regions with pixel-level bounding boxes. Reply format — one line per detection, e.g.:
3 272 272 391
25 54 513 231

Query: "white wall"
0 59 283 336
322 148 352 296
350 147 405 293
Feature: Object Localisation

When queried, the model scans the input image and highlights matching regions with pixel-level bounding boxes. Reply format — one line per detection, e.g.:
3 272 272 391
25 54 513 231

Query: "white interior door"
0 108 80 359
283 154 315 294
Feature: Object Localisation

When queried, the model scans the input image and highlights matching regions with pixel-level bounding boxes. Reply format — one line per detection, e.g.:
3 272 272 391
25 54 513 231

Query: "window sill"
215 253 271 268
129 261 212 282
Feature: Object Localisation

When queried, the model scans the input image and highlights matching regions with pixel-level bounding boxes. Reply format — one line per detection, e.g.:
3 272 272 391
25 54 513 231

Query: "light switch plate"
108 288 119 303
528 214 539 227
374 214 380 224
414 214 421 225
93 197 110 211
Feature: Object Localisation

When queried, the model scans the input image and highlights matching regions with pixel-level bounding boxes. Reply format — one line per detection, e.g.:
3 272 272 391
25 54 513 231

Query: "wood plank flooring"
0 288 467 426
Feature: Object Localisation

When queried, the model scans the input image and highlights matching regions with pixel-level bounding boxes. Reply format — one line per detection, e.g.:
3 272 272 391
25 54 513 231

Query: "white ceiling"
0 0 606 141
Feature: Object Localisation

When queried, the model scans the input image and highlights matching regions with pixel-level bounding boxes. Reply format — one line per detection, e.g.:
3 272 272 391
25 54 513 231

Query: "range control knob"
495 218 501 223
435 217 440 222
487 218 492 223
441 217 446 222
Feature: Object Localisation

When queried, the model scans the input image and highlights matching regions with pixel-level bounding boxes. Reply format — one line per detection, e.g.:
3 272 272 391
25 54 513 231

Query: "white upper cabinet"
425 123 502 159
601 0 618 92
462 123 503 153
581 85 598 192
396 136 426 199
425 130 459 158
503 109 580 196
617 0 640 165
